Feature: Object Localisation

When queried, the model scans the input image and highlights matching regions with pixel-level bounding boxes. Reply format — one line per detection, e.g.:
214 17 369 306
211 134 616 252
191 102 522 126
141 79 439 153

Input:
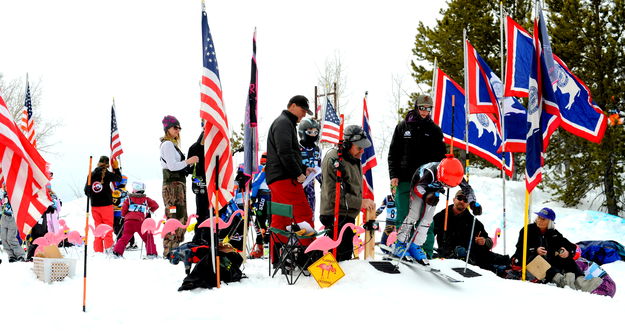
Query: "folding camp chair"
267 201 324 285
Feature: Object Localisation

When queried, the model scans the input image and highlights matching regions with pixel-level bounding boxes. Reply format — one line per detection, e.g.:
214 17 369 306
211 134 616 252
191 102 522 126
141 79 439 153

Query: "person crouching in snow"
113 182 159 258
393 155 481 266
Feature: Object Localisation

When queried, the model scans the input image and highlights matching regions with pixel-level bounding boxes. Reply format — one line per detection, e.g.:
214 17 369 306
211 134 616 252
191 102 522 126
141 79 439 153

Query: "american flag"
0 94 51 239
361 94 377 200
320 98 340 144
200 5 234 209
110 102 124 161
20 77 36 147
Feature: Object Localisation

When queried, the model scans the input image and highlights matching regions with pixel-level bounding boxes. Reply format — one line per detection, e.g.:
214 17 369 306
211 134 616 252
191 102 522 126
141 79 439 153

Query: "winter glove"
111 158 119 169
470 201 482 215
424 192 440 206
363 219 378 231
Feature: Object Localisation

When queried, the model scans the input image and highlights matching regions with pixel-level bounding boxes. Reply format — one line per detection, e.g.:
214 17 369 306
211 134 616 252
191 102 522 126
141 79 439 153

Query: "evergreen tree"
543 0 625 215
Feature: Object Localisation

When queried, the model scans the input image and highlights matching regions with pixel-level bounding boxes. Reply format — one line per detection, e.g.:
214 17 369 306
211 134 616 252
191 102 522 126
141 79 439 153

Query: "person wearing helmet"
387 95 446 249
320 125 375 262
112 181 159 258
298 118 322 219
112 175 135 249
393 155 481 265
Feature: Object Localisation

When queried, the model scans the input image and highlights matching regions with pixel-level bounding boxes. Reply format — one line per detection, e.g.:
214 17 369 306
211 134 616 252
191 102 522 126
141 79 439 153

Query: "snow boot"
249 244 264 259
407 243 429 266
392 242 408 258
552 273 566 288
574 276 603 292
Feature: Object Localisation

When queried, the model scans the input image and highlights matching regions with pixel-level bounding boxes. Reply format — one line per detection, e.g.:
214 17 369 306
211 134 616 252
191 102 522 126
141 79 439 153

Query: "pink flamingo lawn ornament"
160 218 187 239
386 231 398 247
197 209 243 230
492 227 502 248
304 223 362 255
140 218 163 236
66 231 84 246
89 224 113 239
32 232 66 255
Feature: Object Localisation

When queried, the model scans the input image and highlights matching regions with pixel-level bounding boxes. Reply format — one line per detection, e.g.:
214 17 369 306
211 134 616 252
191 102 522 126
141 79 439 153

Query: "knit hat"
162 115 181 131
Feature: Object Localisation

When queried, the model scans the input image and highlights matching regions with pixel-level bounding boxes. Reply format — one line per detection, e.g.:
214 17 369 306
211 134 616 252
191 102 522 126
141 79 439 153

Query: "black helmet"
297 118 320 141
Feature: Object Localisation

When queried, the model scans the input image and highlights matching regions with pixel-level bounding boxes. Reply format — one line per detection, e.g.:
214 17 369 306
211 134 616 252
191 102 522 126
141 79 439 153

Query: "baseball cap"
535 207 556 221
344 125 372 149
288 95 313 116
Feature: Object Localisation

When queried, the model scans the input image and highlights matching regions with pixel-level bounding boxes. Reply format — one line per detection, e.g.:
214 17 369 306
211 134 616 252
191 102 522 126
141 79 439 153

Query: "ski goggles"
305 128 319 136
418 105 433 112
455 195 468 202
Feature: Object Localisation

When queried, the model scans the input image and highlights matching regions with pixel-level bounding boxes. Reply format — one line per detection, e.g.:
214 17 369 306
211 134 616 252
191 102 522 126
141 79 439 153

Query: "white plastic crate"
32 257 77 283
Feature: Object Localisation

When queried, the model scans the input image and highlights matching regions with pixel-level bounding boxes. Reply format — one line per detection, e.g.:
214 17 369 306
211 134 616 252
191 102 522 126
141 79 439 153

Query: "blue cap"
534 207 556 221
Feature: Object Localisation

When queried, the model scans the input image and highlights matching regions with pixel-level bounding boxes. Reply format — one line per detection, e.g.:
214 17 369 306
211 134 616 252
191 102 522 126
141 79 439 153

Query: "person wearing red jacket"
112 181 159 258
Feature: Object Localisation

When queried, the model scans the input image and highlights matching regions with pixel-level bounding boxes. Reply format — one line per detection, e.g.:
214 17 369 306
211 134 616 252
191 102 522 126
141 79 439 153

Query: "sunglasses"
418 105 433 112
305 128 319 136
455 195 468 202
173 126 181 130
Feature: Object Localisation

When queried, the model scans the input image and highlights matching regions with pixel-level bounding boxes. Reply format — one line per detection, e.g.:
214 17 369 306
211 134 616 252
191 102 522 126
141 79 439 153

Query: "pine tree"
543 0 625 215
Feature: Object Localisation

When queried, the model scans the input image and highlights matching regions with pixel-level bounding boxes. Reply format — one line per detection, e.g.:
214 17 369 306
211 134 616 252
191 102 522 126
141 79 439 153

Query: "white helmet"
132 181 145 193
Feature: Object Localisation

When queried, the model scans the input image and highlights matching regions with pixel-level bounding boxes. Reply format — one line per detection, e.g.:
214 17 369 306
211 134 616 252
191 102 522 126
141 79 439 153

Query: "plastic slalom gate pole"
332 114 345 259
82 156 93 312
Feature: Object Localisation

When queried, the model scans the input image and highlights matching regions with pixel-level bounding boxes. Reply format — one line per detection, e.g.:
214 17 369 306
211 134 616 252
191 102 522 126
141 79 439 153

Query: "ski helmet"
436 156 464 187
114 175 128 189
297 118 320 141
131 181 145 194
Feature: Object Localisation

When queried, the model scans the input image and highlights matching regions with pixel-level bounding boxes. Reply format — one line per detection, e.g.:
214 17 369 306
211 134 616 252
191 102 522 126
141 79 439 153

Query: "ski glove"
111 158 119 169
424 192 440 206
470 202 482 215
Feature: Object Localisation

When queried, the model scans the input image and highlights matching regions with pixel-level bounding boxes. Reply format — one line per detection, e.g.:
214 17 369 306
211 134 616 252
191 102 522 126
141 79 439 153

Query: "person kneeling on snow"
112 182 159 258
393 155 481 266
511 208 602 292
432 190 509 274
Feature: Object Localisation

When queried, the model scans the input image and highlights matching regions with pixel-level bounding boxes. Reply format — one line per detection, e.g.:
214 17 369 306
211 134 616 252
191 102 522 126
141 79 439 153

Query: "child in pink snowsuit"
113 182 159 258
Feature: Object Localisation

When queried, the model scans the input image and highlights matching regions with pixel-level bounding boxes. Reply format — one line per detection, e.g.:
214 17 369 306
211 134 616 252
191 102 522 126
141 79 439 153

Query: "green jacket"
320 148 363 218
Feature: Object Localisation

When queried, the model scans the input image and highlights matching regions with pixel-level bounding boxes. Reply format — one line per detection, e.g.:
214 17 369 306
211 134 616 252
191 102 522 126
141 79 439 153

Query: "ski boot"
407 243 429 266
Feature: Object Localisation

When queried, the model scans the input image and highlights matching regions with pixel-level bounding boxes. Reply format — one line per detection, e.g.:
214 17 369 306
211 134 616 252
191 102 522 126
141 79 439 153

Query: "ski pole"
82 156 93 312
463 215 478 273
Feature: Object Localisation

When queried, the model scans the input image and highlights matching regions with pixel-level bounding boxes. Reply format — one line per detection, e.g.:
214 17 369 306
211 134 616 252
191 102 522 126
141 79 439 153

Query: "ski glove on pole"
470 202 482 215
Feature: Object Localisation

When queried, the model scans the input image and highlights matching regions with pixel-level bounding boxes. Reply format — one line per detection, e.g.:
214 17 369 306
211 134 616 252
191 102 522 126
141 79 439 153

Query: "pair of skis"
370 244 463 283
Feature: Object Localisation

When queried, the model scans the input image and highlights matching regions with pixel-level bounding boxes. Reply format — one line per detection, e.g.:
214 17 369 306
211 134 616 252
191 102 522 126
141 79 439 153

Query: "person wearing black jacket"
265 95 315 249
187 127 211 245
388 95 445 242
512 207 601 291
84 155 122 252
432 190 509 273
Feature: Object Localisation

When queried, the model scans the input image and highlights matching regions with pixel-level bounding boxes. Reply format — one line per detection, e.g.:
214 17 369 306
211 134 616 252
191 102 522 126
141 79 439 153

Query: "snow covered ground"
1 175 624 330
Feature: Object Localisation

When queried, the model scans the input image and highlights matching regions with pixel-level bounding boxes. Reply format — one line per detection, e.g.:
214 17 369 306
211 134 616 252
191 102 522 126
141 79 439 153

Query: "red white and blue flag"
320 98 340 144
0 94 51 239
110 102 124 161
200 4 234 208
243 28 259 177
20 78 36 148
361 94 377 200
433 68 513 176
466 40 500 117
504 16 534 98
525 10 562 192
467 40 527 153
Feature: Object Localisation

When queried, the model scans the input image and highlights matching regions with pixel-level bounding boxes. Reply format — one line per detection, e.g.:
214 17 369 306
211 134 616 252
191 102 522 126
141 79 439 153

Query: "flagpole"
463 28 470 182
82 156 93 312
214 155 221 289
332 114 345 259
499 1 507 255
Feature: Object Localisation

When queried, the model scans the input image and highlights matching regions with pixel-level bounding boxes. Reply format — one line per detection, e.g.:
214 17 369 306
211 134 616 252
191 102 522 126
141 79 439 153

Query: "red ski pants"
92 205 114 252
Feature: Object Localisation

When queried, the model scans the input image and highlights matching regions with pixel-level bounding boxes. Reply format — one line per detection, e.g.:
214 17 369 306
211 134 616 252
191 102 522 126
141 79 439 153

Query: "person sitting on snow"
432 189 509 275
511 207 602 291
392 155 481 266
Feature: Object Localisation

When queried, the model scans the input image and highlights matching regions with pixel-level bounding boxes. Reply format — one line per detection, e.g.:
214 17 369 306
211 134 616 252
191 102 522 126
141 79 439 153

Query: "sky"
0 0 447 200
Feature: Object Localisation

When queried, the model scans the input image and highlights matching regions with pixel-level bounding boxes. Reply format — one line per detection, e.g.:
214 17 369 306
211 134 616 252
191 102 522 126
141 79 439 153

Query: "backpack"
576 240 625 265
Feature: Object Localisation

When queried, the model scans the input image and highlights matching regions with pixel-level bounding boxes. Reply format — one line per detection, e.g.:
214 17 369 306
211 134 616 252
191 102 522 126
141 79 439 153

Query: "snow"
1 175 624 330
